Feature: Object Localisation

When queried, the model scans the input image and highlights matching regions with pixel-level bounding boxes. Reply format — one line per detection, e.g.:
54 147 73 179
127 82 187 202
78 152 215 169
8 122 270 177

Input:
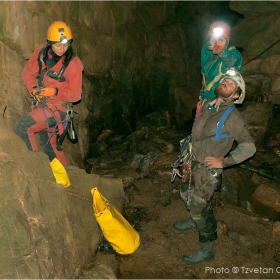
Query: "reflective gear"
173 218 196 230
47 21 73 43
182 241 215 264
201 42 242 100
50 158 71 188
208 21 231 38
220 68 246 104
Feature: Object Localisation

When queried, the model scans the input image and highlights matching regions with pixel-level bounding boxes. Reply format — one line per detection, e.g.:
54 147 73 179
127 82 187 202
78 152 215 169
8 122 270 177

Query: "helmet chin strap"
221 91 235 102
208 90 236 112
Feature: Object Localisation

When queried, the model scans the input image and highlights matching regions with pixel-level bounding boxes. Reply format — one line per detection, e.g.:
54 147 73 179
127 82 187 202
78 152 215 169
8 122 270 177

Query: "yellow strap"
205 62 225 91
204 46 236 92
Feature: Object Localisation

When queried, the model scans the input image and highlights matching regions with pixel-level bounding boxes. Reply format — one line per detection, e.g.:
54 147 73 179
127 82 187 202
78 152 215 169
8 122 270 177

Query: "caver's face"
51 42 69 56
215 78 238 99
210 36 228 49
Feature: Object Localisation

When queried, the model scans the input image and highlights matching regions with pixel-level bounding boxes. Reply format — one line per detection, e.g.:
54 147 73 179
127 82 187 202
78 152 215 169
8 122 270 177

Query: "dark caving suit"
179 99 256 263
15 43 83 166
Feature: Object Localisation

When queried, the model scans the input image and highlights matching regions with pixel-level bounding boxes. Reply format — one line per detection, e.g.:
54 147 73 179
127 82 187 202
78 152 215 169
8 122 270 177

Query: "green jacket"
201 41 242 100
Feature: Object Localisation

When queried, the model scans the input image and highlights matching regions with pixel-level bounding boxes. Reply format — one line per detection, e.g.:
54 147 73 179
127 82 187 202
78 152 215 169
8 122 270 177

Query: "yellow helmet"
47 21 73 43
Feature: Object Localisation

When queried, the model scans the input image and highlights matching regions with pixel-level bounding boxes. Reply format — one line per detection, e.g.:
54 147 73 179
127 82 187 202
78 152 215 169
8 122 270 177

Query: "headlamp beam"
212 27 223 38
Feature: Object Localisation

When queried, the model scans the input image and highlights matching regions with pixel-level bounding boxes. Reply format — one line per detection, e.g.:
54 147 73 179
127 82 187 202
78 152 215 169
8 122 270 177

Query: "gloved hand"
208 43 224 54
32 87 58 97
31 87 58 103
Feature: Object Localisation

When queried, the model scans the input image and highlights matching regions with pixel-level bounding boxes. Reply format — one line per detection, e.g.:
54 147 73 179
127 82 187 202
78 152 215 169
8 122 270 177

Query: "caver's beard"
214 84 235 99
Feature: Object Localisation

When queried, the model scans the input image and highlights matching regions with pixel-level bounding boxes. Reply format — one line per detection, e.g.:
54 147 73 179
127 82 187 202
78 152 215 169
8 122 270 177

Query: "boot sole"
172 223 196 230
182 254 214 264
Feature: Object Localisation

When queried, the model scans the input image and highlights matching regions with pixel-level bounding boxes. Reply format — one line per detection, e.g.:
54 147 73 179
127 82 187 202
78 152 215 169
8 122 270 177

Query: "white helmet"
221 68 246 104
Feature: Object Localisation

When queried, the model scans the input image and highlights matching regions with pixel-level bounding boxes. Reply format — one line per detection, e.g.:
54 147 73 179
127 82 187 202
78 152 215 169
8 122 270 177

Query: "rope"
242 37 280 66
39 104 69 144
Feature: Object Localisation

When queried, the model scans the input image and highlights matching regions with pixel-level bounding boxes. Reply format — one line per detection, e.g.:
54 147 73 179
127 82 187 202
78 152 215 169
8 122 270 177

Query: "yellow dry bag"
91 187 140 255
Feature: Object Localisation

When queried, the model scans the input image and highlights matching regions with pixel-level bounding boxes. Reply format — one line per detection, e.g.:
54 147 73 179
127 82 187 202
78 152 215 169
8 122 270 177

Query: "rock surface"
0 117 123 278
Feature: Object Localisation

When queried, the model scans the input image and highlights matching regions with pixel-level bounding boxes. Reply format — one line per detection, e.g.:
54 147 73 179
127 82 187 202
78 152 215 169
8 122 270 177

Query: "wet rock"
149 152 178 173
217 220 228 235
251 183 280 218
239 101 273 149
239 235 252 247
0 117 125 279
82 253 118 279
97 166 141 187
272 221 280 239
161 143 175 153
263 246 277 259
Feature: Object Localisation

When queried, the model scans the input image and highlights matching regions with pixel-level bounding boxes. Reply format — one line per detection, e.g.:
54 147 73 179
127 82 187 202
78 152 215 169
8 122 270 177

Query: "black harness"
36 44 76 86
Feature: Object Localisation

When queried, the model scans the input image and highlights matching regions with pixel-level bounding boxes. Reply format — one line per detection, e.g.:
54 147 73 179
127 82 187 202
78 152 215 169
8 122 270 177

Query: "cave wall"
230 1 280 104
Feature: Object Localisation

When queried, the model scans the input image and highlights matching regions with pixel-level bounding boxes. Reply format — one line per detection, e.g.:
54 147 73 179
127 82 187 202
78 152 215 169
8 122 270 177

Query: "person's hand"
31 87 58 103
204 156 224 169
32 87 58 97
208 43 224 54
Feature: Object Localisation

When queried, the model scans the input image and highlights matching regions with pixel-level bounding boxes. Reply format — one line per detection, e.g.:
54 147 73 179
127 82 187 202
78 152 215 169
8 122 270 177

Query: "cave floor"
81 168 280 279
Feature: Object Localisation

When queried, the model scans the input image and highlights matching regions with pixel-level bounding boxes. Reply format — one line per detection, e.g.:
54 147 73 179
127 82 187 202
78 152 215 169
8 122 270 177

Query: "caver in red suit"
15 21 84 188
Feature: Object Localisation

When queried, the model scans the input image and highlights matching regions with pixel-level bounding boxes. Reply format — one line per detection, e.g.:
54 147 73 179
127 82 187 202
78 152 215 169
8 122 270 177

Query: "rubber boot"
173 218 196 230
182 241 215 264
50 158 71 188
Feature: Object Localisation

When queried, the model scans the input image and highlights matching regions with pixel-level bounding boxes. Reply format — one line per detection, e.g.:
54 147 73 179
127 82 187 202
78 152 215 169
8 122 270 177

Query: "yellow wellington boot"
50 158 71 188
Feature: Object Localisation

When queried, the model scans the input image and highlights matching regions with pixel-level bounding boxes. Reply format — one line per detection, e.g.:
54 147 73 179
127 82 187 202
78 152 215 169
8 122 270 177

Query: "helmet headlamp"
213 27 223 38
60 35 68 44
226 68 237 77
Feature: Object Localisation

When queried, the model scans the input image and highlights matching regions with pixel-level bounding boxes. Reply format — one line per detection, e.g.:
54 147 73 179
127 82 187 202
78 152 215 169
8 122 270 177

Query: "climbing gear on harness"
171 135 193 182
56 104 78 150
171 105 235 183
171 136 195 208
47 21 73 43
50 157 71 188
33 102 76 151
